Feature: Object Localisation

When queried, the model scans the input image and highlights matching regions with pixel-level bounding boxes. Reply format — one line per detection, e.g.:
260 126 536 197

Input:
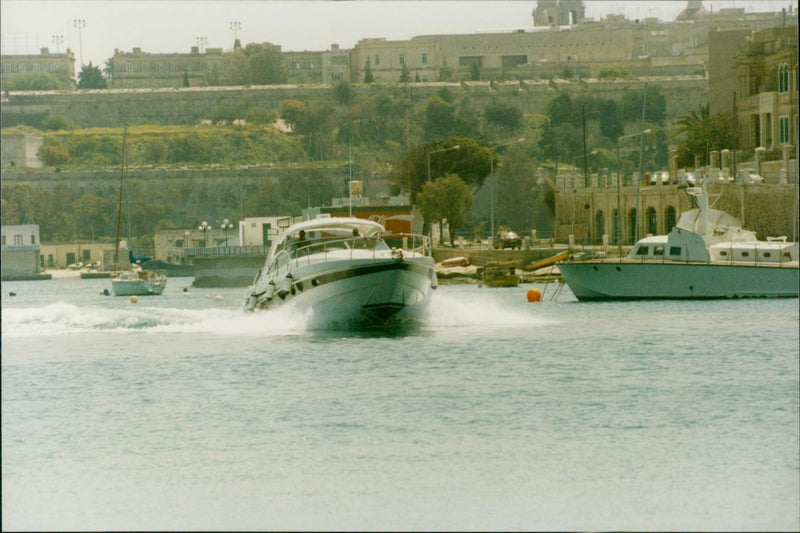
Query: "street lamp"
427 145 461 183
426 144 461 246
616 130 651 245
51 34 64 53
198 220 212 248
221 218 234 246
73 19 85 66
230 21 242 43
184 230 190 263
489 138 526 240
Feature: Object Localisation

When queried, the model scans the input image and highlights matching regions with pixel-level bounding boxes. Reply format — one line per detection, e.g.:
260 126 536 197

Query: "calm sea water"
2 277 798 531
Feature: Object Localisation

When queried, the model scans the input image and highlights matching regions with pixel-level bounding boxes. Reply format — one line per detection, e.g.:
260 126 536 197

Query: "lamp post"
73 19 85 66
198 220 212 248
184 230 190 263
229 21 242 41
51 34 64 53
616 130 651 245
426 144 461 246
221 218 234 246
489 138 526 240
427 145 461 183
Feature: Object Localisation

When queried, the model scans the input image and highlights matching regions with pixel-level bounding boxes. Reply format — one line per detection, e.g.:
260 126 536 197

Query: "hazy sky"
1 0 794 67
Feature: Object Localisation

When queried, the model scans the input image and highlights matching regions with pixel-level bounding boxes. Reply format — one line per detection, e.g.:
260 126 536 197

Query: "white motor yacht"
558 182 799 300
244 216 438 327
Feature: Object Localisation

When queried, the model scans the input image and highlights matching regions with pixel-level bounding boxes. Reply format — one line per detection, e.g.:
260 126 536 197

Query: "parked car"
493 230 522 250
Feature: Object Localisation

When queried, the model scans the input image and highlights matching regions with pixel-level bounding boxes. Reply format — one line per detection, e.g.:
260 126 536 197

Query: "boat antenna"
113 126 127 274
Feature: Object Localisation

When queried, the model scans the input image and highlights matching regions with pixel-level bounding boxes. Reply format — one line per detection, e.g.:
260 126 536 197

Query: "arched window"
647 207 657 236
778 64 789 93
595 211 605 243
665 206 677 232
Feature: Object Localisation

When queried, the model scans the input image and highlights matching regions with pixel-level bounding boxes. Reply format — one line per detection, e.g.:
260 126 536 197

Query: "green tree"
77 62 107 89
422 95 457 141
485 101 522 133
3 72 62 91
40 114 75 131
417 173 473 246
674 105 735 168
363 57 374 84
620 85 666 125
183 70 190 87
493 145 538 233
333 81 353 104
38 142 71 166
227 42 288 85
399 62 411 83
599 99 624 142
388 137 492 202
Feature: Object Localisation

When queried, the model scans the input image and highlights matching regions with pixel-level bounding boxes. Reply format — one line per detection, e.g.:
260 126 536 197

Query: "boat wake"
1 301 314 338
2 290 555 338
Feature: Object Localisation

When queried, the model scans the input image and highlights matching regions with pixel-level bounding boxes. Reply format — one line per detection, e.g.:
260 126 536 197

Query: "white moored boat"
111 268 168 296
244 216 438 327
558 182 799 300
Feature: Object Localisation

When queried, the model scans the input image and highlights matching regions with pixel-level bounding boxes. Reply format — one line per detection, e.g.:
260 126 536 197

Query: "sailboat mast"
113 126 127 274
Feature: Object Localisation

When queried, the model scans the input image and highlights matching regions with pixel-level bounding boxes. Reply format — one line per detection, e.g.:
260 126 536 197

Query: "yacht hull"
559 261 799 300
248 258 437 328
111 270 167 296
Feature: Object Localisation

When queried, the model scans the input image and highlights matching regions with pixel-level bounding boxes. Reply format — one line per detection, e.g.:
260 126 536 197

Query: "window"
763 252 772 258
422 53 428 65
779 116 790 144
720 250 728 256
778 64 789 92
741 251 750 257
141 63 149 72
49 63 59 72
1 235 5 245
126 63 134 72
399 54 405 65
653 246 664 256
31 234 36 245
14 235 23 245
669 246 682 256
636 246 649 256
374 54 380 66
33 63 41 72
157 63 165 71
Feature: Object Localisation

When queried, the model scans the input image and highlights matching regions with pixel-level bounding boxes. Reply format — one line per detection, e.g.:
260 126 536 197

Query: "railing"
177 245 270 258
261 232 431 279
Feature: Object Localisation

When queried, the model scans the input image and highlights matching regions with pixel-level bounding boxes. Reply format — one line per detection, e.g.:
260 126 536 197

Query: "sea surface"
2 276 798 531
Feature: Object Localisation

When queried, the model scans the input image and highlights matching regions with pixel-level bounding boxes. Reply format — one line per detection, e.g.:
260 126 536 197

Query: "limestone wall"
1 77 708 128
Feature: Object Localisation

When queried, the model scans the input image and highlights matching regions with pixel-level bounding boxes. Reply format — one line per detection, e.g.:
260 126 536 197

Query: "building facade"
1 130 44 168
0 47 76 89
1 224 41 279
735 25 798 151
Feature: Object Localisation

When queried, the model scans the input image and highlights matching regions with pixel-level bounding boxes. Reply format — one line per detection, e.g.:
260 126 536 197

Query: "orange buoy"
130 295 138 303
526 288 542 302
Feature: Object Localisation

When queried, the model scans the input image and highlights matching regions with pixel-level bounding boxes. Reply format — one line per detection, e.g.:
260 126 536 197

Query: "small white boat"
107 126 167 297
111 267 167 296
558 181 799 300
244 216 438 328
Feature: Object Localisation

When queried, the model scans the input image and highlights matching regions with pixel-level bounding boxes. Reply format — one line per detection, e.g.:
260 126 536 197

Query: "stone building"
735 25 798 151
0 47 76 89
1 130 44 168
1 224 42 279
110 46 227 88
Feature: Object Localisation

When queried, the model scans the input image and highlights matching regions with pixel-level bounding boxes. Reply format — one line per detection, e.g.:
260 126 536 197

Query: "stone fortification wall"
1 77 707 128
553 183 798 245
